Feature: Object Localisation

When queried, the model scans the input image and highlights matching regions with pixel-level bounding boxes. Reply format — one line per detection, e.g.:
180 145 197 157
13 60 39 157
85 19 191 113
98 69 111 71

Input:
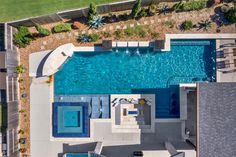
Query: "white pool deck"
31 77 195 157
30 34 236 157
30 77 195 156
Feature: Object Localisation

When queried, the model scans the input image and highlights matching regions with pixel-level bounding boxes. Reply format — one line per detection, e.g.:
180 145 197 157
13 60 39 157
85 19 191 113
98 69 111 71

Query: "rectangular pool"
54 40 216 118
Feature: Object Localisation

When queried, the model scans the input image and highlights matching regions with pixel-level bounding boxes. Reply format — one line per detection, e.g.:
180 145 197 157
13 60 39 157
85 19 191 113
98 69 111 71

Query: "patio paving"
30 73 195 157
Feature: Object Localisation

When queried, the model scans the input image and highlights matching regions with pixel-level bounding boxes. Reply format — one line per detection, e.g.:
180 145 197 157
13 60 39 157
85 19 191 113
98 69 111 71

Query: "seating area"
216 47 236 73
90 96 110 119
54 95 110 119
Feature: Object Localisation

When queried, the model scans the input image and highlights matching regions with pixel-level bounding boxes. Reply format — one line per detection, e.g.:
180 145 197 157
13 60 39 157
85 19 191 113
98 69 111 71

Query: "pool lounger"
112 98 128 107
216 49 229 58
233 48 236 56
91 97 101 118
216 60 230 69
100 97 110 118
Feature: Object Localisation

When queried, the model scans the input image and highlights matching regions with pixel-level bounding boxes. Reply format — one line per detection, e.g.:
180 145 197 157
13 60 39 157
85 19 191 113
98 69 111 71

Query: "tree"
225 7 236 23
131 0 142 18
87 3 98 22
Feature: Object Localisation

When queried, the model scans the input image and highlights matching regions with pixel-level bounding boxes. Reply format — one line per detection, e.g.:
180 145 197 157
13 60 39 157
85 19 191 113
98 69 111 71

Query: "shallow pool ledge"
163 34 236 51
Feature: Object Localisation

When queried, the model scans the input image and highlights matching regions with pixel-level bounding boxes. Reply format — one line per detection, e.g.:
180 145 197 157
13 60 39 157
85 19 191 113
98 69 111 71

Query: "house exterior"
197 83 236 157
0 24 19 157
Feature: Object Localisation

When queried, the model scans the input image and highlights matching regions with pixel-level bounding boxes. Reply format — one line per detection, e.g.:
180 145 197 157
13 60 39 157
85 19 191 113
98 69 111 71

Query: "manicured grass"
0 0 124 22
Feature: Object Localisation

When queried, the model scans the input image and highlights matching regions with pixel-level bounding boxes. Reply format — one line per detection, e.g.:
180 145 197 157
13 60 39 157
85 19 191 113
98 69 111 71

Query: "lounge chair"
112 98 128 107
233 48 236 56
222 68 236 74
216 50 229 58
100 96 110 118
91 97 100 118
216 60 230 69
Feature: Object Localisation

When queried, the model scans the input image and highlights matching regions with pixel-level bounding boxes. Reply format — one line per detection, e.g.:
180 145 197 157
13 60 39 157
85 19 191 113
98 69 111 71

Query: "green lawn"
0 0 124 22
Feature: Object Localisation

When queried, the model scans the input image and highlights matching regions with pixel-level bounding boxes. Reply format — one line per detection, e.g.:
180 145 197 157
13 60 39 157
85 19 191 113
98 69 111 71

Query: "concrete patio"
30 75 197 157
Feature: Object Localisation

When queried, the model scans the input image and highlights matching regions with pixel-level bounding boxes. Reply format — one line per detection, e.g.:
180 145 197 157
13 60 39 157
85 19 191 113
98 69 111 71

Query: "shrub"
138 8 148 17
148 3 157 16
198 20 212 31
53 23 71 33
131 0 142 18
13 26 33 48
89 15 105 29
78 34 91 42
88 3 98 22
101 32 112 38
159 5 169 15
78 33 100 42
90 33 100 42
72 21 82 29
134 26 146 37
114 29 123 39
164 21 175 28
124 27 134 37
124 26 146 37
35 24 50 36
173 1 184 11
181 20 193 31
15 65 26 74
173 0 207 11
225 7 236 23
150 32 160 39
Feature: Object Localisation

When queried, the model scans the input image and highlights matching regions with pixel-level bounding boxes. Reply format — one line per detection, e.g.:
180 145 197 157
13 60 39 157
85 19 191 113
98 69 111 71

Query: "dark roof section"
197 83 236 157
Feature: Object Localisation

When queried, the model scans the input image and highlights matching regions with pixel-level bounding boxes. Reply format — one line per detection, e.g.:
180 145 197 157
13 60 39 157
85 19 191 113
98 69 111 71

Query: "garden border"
7 0 178 27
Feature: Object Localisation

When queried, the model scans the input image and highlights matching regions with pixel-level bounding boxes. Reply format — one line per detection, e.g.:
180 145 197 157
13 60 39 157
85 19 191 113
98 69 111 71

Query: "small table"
126 108 139 116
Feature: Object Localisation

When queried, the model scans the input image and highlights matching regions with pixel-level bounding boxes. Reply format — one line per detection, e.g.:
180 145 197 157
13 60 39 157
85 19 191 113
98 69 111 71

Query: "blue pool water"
66 153 88 157
53 102 89 137
55 40 216 118
63 110 81 127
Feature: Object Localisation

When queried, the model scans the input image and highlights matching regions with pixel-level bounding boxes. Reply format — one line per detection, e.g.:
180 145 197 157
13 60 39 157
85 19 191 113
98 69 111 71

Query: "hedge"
35 24 50 36
53 23 72 33
13 26 33 48
182 20 193 30
173 0 207 11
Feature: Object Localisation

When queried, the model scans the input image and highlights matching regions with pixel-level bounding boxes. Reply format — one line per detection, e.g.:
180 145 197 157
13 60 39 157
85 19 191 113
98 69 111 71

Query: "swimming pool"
54 40 216 118
65 153 88 157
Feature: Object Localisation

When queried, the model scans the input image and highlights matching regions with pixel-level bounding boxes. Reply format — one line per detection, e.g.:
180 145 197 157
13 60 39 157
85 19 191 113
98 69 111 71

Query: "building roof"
197 83 236 157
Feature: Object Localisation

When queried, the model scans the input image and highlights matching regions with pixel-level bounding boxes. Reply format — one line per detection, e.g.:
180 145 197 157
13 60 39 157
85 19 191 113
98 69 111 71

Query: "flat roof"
197 83 236 157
